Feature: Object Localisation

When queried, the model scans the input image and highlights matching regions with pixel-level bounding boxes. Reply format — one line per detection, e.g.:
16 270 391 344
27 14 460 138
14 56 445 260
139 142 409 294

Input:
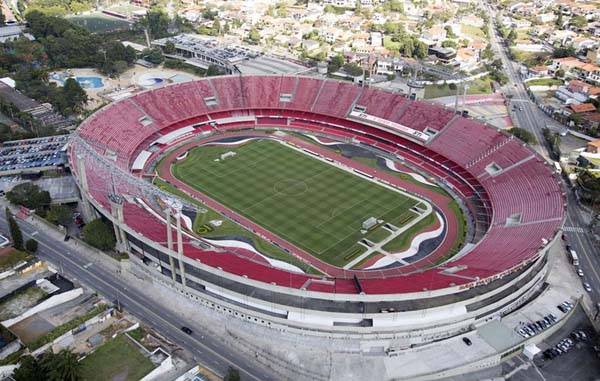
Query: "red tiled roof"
571 103 598 113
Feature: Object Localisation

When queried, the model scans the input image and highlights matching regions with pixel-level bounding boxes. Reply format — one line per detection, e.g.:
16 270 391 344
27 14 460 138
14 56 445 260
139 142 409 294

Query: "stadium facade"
69 75 564 351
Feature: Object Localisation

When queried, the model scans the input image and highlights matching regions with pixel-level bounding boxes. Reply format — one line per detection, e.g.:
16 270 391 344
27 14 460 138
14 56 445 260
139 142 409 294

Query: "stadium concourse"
68 75 565 352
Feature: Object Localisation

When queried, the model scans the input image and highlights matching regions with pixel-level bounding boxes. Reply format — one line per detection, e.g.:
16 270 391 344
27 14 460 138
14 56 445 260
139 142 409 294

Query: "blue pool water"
73 76 104 88
50 74 104 89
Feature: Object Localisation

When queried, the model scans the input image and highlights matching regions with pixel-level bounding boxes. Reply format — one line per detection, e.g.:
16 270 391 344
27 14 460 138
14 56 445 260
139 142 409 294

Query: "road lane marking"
9 219 267 381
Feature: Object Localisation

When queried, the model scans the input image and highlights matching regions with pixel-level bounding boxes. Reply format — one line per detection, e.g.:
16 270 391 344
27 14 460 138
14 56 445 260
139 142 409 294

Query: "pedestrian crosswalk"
563 226 586 233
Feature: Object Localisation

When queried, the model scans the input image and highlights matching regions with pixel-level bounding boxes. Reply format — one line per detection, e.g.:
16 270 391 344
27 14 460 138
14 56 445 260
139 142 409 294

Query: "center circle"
273 179 308 196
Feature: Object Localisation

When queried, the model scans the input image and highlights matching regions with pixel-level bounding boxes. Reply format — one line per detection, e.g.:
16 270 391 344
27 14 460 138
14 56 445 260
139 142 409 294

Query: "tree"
25 238 38 253
556 68 565 78
40 349 81 381
570 15 587 29
6 182 51 210
137 8 170 39
508 127 537 144
507 29 517 44
248 28 260 43
224 367 240 381
164 40 176 54
444 25 456 39
6 207 23 250
553 46 576 59
143 48 164 65
343 62 363 76
206 65 222 76
46 204 72 226
556 11 563 28
12 355 44 381
82 219 116 251
328 54 344 73
59 78 87 114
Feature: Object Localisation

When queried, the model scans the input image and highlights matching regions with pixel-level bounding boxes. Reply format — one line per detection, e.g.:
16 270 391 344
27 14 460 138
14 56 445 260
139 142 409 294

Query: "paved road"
483 1 600 308
0 211 276 381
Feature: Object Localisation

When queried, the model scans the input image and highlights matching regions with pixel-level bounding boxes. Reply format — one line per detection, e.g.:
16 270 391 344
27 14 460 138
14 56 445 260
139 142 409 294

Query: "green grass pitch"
171 139 420 267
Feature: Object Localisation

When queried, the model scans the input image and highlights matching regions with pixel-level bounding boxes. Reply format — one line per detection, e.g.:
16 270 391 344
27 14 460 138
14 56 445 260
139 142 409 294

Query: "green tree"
25 238 38 253
507 29 517 44
6 207 23 250
82 219 116 251
556 11 563 28
12 355 44 381
224 367 240 381
41 349 81 381
206 65 222 76
508 127 537 144
137 8 170 39
328 54 344 73
248 28 260 43
143 48 164 65
46 204 72 226
343 62 363 76
6 182 51 210
570 15 587 29
59 78 88 114
164 40 176 54
212 17 222 36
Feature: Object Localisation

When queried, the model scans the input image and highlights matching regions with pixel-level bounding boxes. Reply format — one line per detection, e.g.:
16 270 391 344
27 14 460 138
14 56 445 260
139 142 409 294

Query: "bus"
569 250 579 266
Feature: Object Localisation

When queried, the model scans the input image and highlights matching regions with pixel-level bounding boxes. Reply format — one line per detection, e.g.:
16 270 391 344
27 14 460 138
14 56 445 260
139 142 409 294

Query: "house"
460 15 484 28
550 57 581 73
320 28 340 43
536 13 555 23
587 139 600 154
570 103 597 114
528 65 550 77
455 48 479 71
422 26 447 42
302 39 320 52
468 40 487 51
570 36 597 52
370 32 383 47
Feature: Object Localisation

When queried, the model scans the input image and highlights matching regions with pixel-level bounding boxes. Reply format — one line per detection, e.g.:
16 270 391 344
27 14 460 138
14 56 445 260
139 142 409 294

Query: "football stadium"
69 75 565 350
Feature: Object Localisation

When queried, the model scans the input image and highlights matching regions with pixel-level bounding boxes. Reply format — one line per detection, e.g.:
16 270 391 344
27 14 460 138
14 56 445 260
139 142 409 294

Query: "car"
462 337 472 346
562 233 567 241
558 305 567 313
181 326 193 335
577 269 584 277
584 283 592 292
518 329 528 337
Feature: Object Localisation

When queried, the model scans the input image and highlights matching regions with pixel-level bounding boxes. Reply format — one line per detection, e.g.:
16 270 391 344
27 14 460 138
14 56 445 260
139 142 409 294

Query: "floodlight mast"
70 134 206 214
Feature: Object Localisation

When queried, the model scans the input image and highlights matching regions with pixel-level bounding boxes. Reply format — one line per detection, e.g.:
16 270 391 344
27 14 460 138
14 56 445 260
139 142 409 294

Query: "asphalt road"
483 1 600 307
0 211 277 381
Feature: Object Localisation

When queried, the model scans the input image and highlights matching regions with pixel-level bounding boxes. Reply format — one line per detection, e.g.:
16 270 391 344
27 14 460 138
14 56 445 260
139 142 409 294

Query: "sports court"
171 139 421 266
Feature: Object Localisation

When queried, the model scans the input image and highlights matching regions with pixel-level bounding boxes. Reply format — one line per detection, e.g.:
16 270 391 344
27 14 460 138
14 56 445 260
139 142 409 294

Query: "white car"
577 268 584 277
584 282 592 292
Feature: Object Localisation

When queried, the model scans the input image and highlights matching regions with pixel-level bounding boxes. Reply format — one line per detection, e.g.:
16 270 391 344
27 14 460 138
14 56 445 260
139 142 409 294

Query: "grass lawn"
382 212 437 253
153 177 321 274
509 48 550 67
171 140 421 267
364 226 390 243
461 24 486 38
525 78 563 87
0 249 30 272
68 13 131 33
384 36 401 52
424 75 493 99
79 335 155 381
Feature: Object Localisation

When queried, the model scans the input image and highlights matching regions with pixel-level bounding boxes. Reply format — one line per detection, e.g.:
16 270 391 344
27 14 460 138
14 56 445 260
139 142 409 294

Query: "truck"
569 249 579 266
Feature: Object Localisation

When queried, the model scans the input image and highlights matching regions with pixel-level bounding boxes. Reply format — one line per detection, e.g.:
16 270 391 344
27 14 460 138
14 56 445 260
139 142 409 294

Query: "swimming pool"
49 74 105 89
75 76 104 89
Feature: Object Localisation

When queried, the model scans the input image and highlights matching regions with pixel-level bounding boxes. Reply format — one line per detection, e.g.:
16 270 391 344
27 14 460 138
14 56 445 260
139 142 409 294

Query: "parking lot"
0 135 69 173
507 307 600 381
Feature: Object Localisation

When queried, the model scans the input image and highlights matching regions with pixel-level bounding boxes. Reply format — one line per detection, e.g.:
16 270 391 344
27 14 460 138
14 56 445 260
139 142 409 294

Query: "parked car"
584 283 592 292
462 337 472 346
181 326 193 335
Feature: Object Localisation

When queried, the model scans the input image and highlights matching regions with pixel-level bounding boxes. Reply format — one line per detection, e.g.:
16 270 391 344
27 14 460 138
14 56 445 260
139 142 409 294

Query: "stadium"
68 75 565 350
